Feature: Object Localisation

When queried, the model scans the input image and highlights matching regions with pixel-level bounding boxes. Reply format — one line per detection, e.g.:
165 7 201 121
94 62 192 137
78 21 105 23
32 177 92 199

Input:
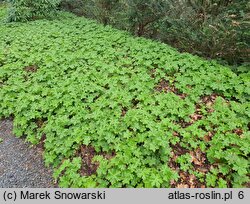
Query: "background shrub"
7 0 61 22
59 0 84 16
157 0 250 66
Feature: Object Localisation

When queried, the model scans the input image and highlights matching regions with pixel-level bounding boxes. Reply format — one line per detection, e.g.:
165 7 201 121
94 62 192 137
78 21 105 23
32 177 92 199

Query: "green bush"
59 0 85 16
7 0 61 22
157 0 250 66
82 0 120 25
60 0 121 23
120 0 169 36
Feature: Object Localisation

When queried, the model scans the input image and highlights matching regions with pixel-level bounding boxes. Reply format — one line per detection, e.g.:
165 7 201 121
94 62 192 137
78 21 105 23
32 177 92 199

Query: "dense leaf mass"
0 13 249 187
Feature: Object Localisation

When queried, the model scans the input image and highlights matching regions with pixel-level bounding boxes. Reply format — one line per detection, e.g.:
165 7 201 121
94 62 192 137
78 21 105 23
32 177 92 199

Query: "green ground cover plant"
0 6 249 187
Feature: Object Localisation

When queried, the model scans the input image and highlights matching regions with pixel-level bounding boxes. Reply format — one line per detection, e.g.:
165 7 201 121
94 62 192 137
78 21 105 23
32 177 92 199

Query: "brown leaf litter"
77 145 115 176
169 141 210 188
155 79 187 99
24 65 38 73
